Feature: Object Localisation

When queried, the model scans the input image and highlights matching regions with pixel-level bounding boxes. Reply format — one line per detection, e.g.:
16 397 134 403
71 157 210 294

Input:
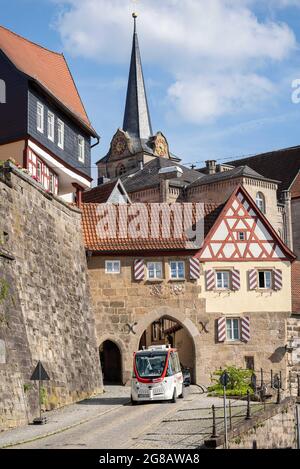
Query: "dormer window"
256 192 266 214
78 135 85 163
37 102 44 133
47 111 55 141
58 119 64 149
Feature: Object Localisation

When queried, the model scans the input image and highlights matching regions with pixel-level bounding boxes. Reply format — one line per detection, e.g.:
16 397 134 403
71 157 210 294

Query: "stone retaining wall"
0 165 102 431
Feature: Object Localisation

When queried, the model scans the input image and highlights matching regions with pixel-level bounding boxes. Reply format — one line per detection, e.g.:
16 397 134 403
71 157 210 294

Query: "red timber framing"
198 185 296 262
27 147 58 195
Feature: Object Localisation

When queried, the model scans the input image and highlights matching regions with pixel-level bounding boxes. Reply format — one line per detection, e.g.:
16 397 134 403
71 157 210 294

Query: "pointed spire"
122 13 153 139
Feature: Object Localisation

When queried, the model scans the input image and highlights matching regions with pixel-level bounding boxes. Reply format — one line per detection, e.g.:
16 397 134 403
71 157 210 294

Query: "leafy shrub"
208 366 254 397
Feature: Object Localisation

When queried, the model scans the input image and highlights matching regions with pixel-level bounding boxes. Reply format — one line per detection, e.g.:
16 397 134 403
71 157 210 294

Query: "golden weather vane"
131 0 140 15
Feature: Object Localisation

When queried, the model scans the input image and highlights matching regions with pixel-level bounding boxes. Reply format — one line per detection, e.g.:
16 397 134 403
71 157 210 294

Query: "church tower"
96 13 179 184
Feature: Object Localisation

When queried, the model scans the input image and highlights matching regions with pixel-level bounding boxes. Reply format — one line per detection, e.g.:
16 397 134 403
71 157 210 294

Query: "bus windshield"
135 352 167 379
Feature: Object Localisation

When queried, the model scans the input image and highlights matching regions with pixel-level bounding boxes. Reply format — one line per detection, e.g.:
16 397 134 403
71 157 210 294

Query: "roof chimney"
205 160 217 175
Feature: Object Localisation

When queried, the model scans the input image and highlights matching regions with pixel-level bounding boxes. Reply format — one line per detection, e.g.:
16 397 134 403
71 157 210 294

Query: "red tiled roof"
0 25 96 135
81 203 221 252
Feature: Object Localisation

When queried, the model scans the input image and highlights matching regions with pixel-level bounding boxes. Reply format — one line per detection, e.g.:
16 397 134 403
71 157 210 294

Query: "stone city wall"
0 164 102 431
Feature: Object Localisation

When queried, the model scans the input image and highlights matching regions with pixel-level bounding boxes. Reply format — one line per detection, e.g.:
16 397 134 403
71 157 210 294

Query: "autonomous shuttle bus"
131 345 184 404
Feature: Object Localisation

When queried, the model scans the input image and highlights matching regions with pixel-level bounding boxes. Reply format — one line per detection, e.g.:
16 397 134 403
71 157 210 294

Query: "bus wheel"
172 389 177 403
131 396 138 406
179 386 185 399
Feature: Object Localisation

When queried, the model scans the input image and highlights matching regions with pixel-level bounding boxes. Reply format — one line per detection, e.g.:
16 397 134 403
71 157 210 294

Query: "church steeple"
122 13 153 139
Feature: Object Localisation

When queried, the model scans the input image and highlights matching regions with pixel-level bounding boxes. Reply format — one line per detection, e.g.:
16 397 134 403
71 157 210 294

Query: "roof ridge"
0 24 63 56
232 144 300 163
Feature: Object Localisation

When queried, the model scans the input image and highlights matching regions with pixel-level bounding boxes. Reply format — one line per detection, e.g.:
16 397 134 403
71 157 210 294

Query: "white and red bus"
131 345 184 404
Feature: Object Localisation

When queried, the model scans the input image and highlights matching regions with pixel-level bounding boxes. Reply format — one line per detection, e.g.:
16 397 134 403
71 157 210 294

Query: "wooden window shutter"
273 269 283 291
248 269 257 290
134 259 145 281
190 258 200 280
217 317 226 343
232 269 241 291
205 270 215 291
241 317 250 342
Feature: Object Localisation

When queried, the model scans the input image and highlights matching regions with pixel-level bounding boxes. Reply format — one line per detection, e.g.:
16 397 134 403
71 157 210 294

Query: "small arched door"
99 340 122 384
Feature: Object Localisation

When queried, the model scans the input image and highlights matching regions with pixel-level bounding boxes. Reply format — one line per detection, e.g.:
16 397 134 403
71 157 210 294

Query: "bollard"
271 369 273 388
298 375 300 399
280 371 282 390
276 383 281 404
260 368 264 388
211 405 218 438
245 390 251 420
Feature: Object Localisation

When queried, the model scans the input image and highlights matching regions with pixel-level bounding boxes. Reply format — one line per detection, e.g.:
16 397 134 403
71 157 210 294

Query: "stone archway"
99 336 126 385
132 306 201 384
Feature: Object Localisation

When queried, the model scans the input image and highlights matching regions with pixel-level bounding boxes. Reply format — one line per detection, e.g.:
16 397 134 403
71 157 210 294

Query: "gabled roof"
122 157 203 194
81 202 221 253
82 179 131 204
198 185 296 262
188 165 278 190
0 25 97 136
229 145 300 196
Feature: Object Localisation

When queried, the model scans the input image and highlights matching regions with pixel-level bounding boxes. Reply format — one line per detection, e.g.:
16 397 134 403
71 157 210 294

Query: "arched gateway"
132 307 201 384
99 340 122 384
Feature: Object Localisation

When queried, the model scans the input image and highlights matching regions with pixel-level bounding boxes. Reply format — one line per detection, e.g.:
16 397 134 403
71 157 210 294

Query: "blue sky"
2 0 300 182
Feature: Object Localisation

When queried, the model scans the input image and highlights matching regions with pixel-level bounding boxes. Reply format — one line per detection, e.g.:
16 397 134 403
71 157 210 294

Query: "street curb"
1 400 131 449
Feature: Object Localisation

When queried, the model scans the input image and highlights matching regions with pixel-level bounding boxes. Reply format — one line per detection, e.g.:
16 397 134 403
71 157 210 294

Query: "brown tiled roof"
81 202 221 252
230 146 300 197
0 25 96 135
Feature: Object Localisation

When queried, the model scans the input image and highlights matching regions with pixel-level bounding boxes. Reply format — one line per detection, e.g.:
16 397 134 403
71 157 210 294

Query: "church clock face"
112 136 127 156
155 136 168 157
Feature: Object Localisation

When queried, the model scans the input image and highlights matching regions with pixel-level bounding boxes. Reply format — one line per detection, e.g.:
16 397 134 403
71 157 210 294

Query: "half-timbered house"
82 185 295 386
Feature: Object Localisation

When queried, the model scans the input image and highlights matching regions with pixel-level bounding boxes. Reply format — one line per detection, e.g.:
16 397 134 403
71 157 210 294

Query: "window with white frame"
256 192 266 214
258 270 272 289
147 262 163 280
170 261 185 280
78 135 85 162
216 271 230 289
37 160 42 182
226 318 240 341
47 111 55 141
37 102 44 133
238 231 246 241
57 119 64 149
105 260 121 274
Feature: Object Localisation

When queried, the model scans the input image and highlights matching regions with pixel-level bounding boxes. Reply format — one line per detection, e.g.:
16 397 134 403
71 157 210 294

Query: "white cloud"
53 0 297 123
168 73 276 123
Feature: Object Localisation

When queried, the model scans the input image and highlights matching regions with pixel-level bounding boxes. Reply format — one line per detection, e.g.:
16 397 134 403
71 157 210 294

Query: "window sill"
146 279 164 283
224 340 243 345
168 278 186 283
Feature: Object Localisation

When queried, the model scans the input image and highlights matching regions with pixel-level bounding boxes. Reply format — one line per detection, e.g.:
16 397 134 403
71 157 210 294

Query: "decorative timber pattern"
199 187 294 262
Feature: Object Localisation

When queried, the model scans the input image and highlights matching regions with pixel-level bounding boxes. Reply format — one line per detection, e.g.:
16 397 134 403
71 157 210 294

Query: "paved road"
4 385 259 450
12 387 201 449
